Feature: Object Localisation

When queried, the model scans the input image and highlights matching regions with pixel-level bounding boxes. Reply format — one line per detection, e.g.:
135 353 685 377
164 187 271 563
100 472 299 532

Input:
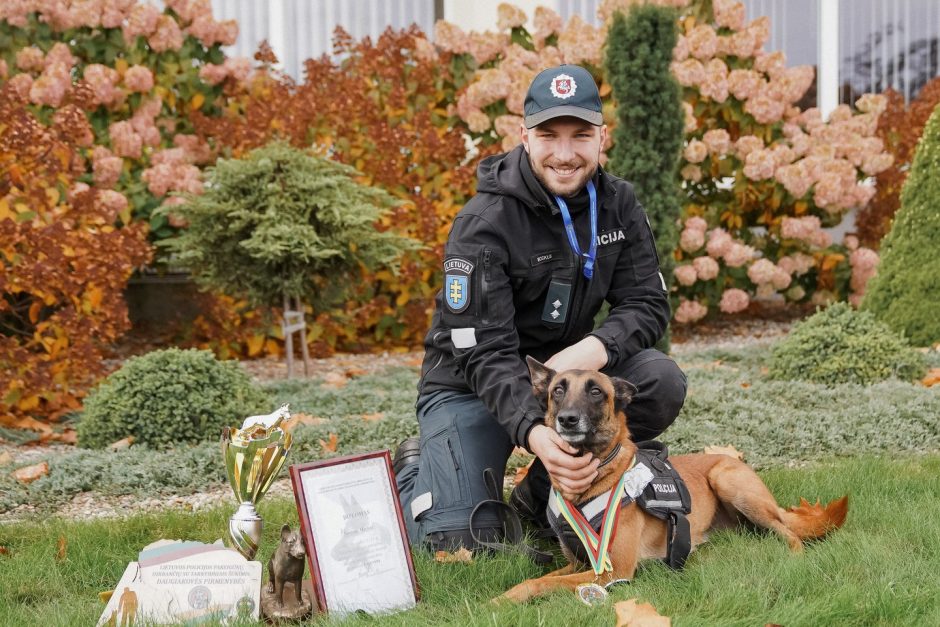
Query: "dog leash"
468 468 554 565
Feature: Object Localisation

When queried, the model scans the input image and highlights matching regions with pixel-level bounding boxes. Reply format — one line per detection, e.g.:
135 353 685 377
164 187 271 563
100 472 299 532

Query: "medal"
576 582 608 606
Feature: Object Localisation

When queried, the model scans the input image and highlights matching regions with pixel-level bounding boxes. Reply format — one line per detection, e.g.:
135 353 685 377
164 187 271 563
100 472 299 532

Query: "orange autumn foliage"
856 78 940 249
187 27 494 355
0 86 151 430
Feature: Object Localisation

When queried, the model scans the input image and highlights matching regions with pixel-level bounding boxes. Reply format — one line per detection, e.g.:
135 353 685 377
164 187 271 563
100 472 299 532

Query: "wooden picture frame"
289 450 419 616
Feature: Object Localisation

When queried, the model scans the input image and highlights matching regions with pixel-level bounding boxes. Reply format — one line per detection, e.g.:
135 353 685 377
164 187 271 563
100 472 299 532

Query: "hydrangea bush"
0 0 247 241
434 0 893 322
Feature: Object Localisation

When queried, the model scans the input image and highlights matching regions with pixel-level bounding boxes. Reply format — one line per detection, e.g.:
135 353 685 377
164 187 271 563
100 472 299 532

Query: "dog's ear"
609 376 637 412
526 356 556 409
281 523 292 541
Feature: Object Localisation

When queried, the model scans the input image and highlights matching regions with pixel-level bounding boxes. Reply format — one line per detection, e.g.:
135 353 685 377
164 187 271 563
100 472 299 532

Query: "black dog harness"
547 441 693 570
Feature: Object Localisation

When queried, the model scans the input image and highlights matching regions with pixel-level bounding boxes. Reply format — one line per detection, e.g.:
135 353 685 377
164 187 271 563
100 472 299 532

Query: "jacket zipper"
480 249 492 325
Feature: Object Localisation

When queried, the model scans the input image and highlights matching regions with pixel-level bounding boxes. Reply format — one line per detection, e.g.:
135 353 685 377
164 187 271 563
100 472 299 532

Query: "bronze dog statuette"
261 524 312 621
498 357 848 603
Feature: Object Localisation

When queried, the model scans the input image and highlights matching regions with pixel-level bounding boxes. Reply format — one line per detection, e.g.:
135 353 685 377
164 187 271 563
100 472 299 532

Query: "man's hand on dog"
544 335 608 372
527 424 599 495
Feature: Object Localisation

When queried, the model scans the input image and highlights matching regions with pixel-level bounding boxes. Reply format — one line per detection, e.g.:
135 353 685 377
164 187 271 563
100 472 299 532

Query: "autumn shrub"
76 348 270 449
856 78 940 249
769 303 925 385
188 28 479 352
0 86 151 431
861 104 940 347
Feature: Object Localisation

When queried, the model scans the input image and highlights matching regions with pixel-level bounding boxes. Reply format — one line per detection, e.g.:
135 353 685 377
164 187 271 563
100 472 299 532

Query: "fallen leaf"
740 382 751 388
319 433 339 453
0 546 9 557
54 428 77 444
0 452 13 467
12 461 49 484
922 368 940 387
98 589 113 603
614 598 671 626
56 535 67 562
514 459 534 484
344 367 367 378
361 412 384 422
703 444 745 460
321 372 348 389
434 547 473 563
108 436 134 451
283 413 326 431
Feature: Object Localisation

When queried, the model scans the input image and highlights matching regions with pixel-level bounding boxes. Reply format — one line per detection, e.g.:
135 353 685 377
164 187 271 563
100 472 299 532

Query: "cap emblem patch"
550 74 577 100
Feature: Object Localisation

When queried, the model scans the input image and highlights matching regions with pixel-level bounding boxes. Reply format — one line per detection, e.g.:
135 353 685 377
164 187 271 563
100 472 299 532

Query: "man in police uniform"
394 64 687 550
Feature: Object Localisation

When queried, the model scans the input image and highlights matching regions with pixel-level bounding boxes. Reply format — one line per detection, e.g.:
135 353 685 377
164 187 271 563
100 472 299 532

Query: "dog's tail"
781 496 849 540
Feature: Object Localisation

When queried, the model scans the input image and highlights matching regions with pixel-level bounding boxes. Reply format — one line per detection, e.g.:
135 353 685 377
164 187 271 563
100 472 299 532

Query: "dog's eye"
590 387 603 398
552 386 565 399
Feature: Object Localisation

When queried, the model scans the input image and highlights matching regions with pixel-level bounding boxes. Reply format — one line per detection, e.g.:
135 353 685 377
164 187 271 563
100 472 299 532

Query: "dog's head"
526 356 635 454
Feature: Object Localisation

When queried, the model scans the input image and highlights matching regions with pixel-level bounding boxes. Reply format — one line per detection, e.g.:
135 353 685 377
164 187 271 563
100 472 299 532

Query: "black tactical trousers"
395 348 687 549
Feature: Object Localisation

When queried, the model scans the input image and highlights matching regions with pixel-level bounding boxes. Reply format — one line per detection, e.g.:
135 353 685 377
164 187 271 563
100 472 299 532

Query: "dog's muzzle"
555 411 590 443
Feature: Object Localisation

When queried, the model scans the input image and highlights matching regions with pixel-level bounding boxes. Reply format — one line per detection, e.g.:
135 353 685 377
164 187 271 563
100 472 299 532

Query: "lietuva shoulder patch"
443 257 473 313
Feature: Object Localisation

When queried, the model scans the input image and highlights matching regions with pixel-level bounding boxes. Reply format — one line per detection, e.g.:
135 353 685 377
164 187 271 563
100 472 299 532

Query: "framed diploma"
289 450 419 616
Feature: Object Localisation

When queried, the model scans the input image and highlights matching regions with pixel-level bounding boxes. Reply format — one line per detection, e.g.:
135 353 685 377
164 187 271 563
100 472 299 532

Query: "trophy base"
260 579 314 623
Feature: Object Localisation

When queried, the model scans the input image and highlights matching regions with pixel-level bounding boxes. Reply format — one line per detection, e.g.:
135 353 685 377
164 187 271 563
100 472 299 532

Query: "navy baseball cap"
523 64 603 128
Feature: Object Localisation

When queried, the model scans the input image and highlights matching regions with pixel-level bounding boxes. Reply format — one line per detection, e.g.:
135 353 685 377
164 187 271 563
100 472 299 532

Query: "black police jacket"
418 144 670 448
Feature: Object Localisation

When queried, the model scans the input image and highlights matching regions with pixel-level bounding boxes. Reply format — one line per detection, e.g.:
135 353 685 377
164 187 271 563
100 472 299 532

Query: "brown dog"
499 357 848 603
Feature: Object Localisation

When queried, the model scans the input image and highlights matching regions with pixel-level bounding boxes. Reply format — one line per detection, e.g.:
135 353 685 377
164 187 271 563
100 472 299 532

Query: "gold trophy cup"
221 404 293 560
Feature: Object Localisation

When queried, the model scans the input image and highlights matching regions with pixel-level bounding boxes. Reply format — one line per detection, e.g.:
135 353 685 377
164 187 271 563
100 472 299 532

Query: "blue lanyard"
554 180 597 280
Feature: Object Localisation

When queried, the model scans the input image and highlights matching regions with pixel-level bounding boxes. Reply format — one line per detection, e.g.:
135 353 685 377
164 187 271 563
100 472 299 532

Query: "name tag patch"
444 257 473 313
530 250 559 266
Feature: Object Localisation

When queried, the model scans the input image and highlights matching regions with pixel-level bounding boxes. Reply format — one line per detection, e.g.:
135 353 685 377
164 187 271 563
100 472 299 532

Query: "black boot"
509 458 552 530
392 437 421 476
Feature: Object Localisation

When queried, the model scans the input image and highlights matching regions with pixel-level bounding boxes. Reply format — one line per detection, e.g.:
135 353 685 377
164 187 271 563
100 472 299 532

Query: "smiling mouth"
558 430 587 444
550 165 581 177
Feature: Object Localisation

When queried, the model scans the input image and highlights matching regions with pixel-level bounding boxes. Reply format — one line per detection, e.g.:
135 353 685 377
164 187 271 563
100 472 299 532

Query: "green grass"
2 455 939 625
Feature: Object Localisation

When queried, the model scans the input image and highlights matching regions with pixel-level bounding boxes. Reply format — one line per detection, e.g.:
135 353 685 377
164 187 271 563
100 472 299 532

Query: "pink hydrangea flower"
198 63 228 85
719 288 750 314
29 63 70 107
685 216 708 233
493 114 523 139
98 189 129 221
707 228 733 258
468 32 508 65
16 46 45 72
557 15 604 66
497 3 527 31
682 101 698 133
109 120 143 158
734 135 764 160
532 7 562 46
174 133 213 164
754 51 786 79
671 59 705 87
687 24 718 60
713 0 746 30
223 57 251 81
9 74 34 101
680 227 705 252
849 247 879 292
675 264 698 286
123 3 161 43
83 64 121 106
124 65 154 92
744 91 786 124
747 258 777 285
843 234 859 251
92 146 124 188
703 129 731 156
775 163 811 198
743 149 776 180
44 43 77 72
434 21 471 54
771 266 792 290
149 15 184 53
684 139 708 164
675 299 708 324
700 59 729 103
855 93 888 116
723 243 755 267
693 256 720 280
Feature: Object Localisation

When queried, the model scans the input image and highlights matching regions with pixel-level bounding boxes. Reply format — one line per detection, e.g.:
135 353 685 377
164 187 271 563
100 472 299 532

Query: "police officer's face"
521 117 607 198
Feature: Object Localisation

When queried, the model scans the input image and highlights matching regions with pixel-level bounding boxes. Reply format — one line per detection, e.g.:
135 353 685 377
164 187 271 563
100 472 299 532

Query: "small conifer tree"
605 5 684 348
861 104 940 346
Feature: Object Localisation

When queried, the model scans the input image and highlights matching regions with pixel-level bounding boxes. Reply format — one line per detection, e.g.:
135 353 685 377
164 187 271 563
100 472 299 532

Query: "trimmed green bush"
605 5 684 350
77 348 270 449
862 103 940 346
769 303 926 385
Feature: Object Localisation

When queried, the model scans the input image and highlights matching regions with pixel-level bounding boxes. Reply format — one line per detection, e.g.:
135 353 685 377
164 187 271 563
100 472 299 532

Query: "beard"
529 157 597 199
